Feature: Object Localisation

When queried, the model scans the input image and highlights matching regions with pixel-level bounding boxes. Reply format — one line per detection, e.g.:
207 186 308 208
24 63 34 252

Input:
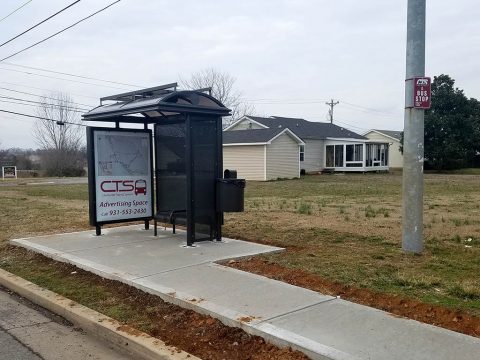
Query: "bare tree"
180 68 255 126
33 93 86 176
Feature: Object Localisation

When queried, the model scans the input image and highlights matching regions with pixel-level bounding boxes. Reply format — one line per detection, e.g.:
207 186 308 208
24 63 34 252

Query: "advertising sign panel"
2 166 17 179
88 128 153 225
413 77 431 109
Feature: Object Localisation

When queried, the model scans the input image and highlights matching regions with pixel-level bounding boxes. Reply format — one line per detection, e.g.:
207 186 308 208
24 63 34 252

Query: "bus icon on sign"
135 180 147 196
416 78 428 85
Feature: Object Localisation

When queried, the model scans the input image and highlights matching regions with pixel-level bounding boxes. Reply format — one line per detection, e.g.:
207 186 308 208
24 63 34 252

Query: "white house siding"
266 133 300 180
228 119 265 130
365 132 403 168
223 145 265 181
301 139 325 173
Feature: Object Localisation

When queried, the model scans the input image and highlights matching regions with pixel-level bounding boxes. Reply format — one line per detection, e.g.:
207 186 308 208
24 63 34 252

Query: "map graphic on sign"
90 129 153 224
96 134 150 176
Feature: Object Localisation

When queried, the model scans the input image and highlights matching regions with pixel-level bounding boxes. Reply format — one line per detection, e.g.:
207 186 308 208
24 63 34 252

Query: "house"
363 129 403 168
223 126 304 181
223 116 391 180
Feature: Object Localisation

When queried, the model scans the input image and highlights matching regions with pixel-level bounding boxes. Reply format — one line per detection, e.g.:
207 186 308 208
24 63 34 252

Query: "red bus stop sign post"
413 77 431 109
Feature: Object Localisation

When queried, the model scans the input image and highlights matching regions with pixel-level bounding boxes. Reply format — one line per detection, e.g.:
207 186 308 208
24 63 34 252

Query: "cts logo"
100 179 147 196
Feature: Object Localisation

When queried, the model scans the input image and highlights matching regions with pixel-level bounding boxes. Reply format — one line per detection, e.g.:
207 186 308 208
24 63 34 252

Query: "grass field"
224 173 480 315
1 172 479 318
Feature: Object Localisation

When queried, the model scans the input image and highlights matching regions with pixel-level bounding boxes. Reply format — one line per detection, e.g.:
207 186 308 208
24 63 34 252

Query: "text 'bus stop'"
83 83 245 246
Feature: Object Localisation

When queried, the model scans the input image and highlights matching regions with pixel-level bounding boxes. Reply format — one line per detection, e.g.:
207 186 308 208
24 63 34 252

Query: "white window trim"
299 144 305 162
264 145 267 181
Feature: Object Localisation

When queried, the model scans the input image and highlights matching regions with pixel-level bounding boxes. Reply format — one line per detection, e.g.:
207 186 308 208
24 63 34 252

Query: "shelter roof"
82 83 230 122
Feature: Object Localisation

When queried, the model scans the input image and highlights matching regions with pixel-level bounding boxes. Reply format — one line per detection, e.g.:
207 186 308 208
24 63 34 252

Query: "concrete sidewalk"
11 225 480 360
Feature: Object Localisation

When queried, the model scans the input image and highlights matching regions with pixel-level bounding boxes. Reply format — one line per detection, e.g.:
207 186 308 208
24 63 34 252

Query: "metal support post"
95 225 101 236
402 0 426 253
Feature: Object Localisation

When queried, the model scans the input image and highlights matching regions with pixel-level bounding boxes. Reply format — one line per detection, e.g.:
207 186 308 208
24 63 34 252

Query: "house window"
365 143 388 167
334 145 344 167
326 145 334 167
355 144 363 161
299 145 305 162
345 144 363 167
346 145 354 161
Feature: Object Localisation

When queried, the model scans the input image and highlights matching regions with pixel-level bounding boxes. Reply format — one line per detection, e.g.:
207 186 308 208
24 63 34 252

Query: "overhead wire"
0 0 122 62
0 86 95 108
340 101 397 117
0 66 132 90
0 0 82 48
0 80 99 100
0 0 33 24
2 62 143 88
334 119 368 131
0 95 89 112
0 99 86 115
0 109 87 126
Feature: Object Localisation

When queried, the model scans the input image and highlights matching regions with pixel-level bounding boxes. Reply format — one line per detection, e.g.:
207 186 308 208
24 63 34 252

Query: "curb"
0 268 199 360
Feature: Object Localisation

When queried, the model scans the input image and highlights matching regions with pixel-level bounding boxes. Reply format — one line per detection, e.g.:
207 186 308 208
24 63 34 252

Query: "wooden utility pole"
325 99 339 123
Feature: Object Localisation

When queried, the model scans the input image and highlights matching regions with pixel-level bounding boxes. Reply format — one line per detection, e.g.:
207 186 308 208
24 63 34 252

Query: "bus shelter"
83 83 244 246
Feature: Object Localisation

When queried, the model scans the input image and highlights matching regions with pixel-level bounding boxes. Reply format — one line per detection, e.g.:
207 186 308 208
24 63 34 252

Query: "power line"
0 86 94 108
243 99 328 104
0 114 33 124
0 98 86 114
0 66 131 90
335 119 368 131
0 0 122 62
340 101 397 116
0 109 86 126
3 61 143 88
0 0 33 24
0 80 99 100
0 95 89 112
0 1 82 49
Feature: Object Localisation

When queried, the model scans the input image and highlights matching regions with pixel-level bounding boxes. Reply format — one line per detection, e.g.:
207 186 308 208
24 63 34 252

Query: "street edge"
0 268 199 360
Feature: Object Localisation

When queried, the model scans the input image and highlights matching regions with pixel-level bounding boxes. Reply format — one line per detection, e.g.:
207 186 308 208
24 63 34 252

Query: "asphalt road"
0 286 133 360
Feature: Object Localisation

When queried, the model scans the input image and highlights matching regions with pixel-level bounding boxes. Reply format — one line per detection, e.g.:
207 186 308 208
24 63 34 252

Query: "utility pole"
325 99 339 123
402 0 426 254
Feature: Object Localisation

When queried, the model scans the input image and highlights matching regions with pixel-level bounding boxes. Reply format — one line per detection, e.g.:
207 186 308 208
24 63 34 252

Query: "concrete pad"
259 299 480 360
13 227 283 279
72 239 280 279
135 263 333 323
13 225 160 253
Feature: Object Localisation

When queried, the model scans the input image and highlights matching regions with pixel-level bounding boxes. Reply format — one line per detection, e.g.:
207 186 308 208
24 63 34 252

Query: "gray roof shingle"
247 116 366 140
223 127 286 144
372 129 402 141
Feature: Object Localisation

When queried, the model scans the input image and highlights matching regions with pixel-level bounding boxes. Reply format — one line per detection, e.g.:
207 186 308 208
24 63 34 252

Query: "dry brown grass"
223 173 480 315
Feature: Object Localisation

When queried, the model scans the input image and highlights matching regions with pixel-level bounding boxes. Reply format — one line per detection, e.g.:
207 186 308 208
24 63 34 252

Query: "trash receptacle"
217 178 245 212
224 169 237 179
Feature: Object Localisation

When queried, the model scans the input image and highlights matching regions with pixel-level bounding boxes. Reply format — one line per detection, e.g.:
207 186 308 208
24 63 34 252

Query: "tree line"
401 74 480 170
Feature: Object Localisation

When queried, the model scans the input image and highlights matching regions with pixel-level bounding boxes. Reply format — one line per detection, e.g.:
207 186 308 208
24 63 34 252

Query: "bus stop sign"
413 77 431 109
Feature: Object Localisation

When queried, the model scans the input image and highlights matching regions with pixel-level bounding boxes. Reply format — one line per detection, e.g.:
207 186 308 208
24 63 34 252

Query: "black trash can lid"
218 178 246 188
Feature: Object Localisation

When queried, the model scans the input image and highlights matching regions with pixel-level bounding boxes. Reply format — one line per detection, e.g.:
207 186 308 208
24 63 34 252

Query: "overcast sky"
0 0 479 148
